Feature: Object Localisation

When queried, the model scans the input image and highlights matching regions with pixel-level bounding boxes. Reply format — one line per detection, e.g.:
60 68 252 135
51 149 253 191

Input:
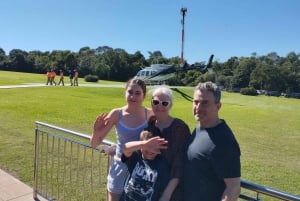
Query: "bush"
84 74 99 82
240 87 258 96
265 91 281 97
167 77 185 86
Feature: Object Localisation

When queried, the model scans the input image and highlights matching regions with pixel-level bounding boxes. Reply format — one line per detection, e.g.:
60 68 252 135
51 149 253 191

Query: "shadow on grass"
171 88 193 102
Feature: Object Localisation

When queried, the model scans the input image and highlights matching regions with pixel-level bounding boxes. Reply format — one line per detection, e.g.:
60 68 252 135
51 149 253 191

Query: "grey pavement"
0 169 47 201
0 83 47 89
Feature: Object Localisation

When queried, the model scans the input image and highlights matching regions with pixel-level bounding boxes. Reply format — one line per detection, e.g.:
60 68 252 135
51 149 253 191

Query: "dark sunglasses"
151 99 170 107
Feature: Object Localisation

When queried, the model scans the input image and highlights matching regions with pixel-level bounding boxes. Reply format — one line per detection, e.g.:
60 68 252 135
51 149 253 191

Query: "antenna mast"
180 7 187 67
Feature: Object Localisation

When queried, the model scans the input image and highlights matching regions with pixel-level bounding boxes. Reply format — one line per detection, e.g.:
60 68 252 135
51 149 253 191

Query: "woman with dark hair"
91 78 154 201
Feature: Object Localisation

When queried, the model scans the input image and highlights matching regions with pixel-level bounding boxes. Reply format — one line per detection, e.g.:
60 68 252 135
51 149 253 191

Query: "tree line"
0 46 299 93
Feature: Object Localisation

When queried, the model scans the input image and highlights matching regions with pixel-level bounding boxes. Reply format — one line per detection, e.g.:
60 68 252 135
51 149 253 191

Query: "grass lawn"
0 70 300 197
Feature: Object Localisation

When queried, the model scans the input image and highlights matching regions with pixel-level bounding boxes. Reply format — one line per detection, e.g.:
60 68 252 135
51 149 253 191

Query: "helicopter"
134 54 214 84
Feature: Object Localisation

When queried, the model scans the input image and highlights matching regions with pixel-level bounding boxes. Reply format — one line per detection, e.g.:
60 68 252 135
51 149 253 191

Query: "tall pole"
180 7 187 67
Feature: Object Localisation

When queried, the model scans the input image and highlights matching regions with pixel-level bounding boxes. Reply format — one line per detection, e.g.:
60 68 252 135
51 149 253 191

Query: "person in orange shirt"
73 69 79 86
57 70 64 86
50 69 57 85
45 70 51 85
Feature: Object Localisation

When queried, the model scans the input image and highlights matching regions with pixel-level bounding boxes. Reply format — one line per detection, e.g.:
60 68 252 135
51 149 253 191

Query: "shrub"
84 74 99 82
167 77 185 86
240 87 258 96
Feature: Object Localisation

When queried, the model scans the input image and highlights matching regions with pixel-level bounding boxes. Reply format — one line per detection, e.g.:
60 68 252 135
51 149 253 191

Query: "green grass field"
0 70 299 197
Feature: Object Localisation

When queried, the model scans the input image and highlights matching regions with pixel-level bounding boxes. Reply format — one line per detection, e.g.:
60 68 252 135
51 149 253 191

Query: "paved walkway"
0 83 47 89
0 169 47 201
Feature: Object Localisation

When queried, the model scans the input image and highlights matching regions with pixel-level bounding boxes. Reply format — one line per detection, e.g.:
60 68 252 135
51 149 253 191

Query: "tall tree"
78 47 95 76
8 49 29 72
0 48 8 70
231 57 257 89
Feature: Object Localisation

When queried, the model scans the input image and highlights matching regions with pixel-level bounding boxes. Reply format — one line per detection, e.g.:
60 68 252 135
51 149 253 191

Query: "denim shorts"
107 156 128 194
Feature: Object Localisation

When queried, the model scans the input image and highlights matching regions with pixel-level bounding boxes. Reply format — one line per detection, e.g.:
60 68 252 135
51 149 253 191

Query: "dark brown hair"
126 78 147 96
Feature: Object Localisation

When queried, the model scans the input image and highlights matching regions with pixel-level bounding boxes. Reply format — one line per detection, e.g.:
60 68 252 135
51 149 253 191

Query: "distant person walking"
50 69 56 85
45 70 51 85
57 70 64 86
73 69 79 86
69 70 74 86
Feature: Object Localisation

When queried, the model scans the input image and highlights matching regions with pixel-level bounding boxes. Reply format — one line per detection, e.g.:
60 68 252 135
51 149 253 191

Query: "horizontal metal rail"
33 121 300 201
34 121 112 146
240 180 300 201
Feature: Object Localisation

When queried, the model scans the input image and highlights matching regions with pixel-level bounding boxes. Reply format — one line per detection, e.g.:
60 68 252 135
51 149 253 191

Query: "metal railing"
33 121 300 201
33 121 113 201
240 180 300 201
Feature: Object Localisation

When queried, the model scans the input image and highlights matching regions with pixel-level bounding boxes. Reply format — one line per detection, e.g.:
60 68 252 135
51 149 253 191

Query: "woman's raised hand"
93 113 109 131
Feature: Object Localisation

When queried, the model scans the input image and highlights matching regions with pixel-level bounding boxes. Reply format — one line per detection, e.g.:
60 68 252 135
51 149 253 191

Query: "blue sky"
1 0 300 63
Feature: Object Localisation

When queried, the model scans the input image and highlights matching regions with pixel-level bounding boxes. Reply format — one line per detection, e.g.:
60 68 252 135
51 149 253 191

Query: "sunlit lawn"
0 70 299 197
0 70 124 85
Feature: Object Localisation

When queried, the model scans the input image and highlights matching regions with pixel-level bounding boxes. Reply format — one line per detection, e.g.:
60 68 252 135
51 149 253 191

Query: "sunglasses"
151 99 170 107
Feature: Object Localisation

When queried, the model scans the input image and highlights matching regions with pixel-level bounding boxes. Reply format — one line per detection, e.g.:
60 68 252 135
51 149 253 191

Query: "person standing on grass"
57 69 64 86
73 69 79 86
90 78 154 201
120 127 169 201
45 69 51 85
183 81 241 201
50 69 56 85
69 70 74 86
